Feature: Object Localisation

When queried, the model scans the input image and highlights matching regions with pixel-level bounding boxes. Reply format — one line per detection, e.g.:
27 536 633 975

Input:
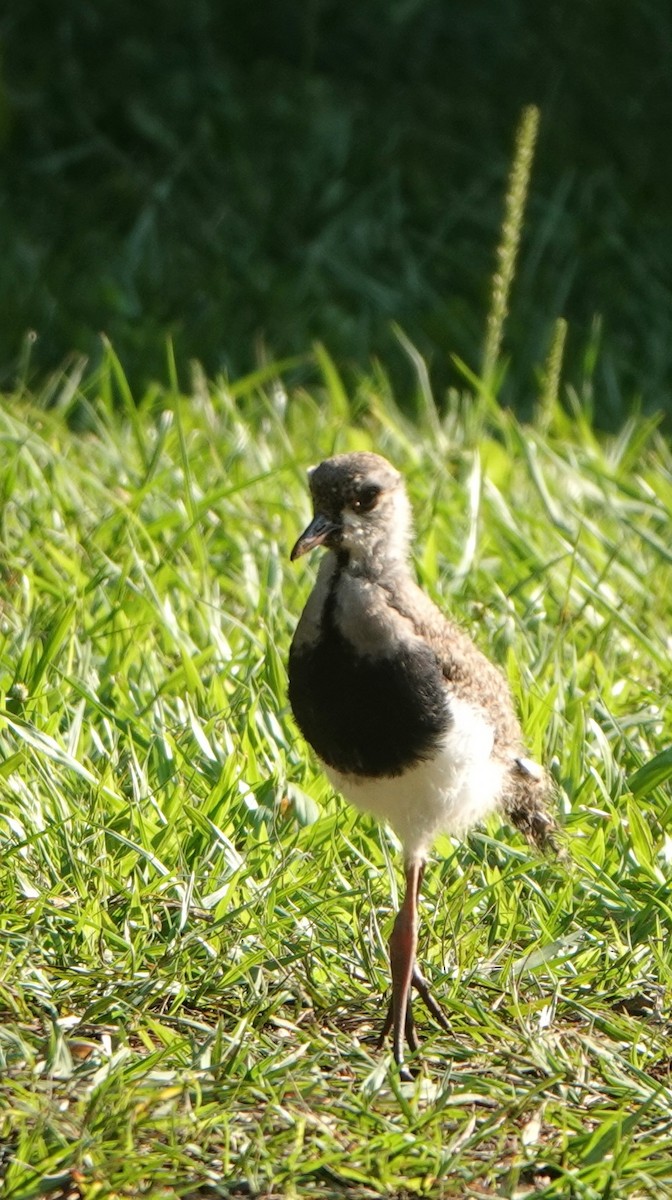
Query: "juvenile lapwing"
288 452 557 1077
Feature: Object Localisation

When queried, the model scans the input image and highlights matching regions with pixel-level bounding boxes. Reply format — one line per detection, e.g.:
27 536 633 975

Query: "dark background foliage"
1 0 671 421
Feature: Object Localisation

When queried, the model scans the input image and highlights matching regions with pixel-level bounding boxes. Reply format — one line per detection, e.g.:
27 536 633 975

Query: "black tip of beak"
290 513 339 561
289 537 308 562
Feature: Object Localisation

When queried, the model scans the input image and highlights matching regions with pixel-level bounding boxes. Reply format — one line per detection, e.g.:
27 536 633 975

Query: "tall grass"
0 340 671 1197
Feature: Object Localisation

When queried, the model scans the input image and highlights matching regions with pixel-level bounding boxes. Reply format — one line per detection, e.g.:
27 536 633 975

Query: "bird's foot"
377 964 450 1072
410 964 451 1033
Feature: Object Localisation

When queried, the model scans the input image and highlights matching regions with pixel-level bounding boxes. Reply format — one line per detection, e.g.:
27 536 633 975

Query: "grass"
0 345 672 1199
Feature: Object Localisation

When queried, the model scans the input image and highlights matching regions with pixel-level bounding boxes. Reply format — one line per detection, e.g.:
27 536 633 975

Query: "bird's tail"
502 756 563 856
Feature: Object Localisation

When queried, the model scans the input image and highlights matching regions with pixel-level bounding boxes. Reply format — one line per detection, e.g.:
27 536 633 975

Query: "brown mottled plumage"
288 451 558 1077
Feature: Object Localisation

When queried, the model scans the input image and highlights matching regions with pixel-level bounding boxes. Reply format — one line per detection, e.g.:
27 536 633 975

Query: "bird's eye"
351 485 381 514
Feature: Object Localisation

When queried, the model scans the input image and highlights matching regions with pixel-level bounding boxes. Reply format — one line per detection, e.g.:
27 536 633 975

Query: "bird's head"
290 452 412 574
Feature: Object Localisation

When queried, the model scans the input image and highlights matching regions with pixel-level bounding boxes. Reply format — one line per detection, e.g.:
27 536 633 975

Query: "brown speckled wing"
381 576 560 852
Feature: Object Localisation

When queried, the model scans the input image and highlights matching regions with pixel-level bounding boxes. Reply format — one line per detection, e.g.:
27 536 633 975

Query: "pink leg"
389 862 418 1074
389 858 424 1077
378 858 450 1076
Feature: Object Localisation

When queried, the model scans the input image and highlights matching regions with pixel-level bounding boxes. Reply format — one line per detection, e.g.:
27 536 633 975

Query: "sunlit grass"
0 347 671 1198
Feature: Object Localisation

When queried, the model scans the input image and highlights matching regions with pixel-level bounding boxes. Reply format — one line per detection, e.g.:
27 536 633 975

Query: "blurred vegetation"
1 0 671 422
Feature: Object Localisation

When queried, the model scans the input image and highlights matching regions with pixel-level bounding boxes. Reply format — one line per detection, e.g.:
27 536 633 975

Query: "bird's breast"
288 605 450 778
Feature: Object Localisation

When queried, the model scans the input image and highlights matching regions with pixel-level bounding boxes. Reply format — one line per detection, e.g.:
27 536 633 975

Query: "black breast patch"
288 593 449 777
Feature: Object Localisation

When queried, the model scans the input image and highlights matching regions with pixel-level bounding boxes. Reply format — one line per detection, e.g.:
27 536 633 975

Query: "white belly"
324 697 505 860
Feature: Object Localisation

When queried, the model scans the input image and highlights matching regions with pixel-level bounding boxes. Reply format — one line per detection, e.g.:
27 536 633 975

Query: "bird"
287 451 558 1078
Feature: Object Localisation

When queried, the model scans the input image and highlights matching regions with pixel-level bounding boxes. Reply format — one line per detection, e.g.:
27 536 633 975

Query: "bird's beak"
290 512 339 561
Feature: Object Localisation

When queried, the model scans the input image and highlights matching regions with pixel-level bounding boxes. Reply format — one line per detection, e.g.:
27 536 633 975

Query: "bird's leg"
385 857 425 1076
377 859 451 1072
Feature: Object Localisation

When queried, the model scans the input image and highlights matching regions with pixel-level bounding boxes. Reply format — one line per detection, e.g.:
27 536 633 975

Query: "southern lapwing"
288 451 557 1077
